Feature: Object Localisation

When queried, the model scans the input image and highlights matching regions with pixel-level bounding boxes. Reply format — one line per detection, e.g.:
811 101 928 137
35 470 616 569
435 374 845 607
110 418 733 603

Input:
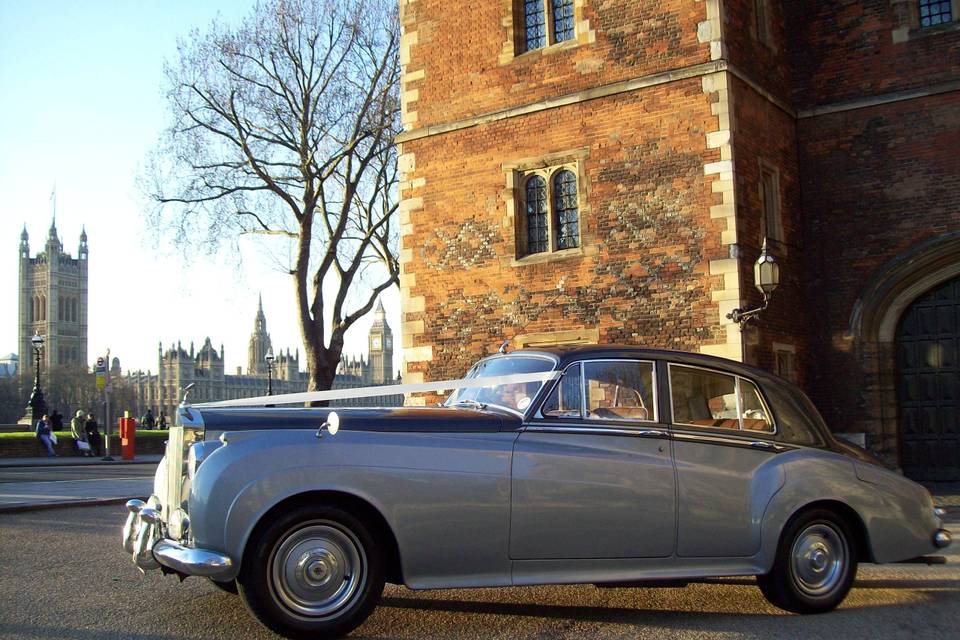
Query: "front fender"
188 428 516 587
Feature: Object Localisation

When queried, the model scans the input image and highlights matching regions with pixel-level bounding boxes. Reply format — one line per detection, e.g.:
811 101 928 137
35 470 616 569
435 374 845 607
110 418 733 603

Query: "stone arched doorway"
850 232 960 470
895 275 960 481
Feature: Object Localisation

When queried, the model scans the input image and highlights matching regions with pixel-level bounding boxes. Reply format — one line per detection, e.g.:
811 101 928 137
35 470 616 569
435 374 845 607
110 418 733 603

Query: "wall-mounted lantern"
727 238 780 328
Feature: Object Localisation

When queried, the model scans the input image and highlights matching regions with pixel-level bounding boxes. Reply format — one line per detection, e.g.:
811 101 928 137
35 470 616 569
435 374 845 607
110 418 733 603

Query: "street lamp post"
727 238 781 328
27 333 46 424
265 347 275 396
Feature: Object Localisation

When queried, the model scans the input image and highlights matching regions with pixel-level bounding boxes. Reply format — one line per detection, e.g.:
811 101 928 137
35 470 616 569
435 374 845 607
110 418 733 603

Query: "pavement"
0 454 161 513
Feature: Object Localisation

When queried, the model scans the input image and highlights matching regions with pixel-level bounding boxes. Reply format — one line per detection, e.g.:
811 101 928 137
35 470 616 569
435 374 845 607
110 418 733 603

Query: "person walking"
70 410 91 456
158 411 167 430
84 412 103 457
35 414 57 457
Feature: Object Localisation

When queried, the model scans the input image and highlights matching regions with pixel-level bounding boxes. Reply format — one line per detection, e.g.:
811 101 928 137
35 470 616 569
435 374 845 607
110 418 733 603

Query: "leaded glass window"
553 169 579 250
524 0 546 51
919 1 954 27
526 175 548 254
552 0 575 43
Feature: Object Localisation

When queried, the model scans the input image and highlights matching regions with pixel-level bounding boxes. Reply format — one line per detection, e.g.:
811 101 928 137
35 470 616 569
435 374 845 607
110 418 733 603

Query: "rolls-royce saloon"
123 346 951 639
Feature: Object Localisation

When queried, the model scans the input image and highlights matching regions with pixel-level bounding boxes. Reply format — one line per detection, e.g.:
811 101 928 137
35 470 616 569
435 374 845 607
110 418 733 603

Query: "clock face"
385 337 392 348
372 337 381 350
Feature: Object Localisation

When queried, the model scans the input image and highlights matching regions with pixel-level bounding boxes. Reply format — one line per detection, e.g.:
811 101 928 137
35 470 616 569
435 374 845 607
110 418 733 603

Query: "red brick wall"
729 77 813 384
402 81 726 383
404 0 712 129
787 0 960 109
724 0 794 103
798 91 960 431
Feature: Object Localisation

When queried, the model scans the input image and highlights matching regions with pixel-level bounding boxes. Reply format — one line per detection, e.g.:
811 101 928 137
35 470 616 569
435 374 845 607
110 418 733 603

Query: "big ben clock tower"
368 298 393 384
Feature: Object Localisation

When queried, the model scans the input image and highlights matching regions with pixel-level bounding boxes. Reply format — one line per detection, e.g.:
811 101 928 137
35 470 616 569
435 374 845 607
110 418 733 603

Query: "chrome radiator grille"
163 426 184 522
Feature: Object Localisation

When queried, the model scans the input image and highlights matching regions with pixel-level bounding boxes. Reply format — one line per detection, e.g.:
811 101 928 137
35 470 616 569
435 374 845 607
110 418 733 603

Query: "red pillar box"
119 414 136 460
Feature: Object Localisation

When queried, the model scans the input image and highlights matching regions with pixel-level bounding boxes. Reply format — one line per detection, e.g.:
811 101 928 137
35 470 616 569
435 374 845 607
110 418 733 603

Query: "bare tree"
146 0 401 392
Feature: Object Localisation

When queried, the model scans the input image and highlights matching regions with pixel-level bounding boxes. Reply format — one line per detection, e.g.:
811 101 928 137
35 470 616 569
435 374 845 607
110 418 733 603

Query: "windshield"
444 355 556 414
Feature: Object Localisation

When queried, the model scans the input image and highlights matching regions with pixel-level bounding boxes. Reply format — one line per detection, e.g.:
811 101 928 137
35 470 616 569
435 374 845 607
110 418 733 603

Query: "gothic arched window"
553 169 580 250
58 296 64 322
525 175 548 254
40 296 46 321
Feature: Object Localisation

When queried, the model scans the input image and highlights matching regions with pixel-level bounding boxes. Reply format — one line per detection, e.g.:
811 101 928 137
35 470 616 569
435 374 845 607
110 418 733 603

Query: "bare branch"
144 0 401 392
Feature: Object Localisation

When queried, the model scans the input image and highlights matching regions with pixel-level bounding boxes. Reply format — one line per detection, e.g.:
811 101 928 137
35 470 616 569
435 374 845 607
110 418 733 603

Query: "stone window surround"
757 159 784 246
499 0 595 65
772 342 797 382
751 0 776 50
891 0 960 42
504 149 590 266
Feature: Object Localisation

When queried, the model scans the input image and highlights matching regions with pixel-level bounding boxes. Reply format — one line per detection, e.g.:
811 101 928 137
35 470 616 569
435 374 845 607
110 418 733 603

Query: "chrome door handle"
637 430 666 438
749 441 774 450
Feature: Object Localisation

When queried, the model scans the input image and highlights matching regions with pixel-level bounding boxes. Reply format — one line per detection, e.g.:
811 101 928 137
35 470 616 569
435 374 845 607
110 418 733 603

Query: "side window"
583 361 656 422
669 365 775 433
670 366 739 429
739 379 773 431
541 364 582 418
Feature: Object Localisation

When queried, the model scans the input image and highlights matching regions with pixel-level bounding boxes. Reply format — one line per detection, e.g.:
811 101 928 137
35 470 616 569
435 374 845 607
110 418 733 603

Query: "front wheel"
758 508 858 614
238 505 385 639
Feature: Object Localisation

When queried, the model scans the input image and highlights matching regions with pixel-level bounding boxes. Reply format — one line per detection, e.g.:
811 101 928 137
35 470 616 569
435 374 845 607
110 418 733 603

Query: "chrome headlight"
187 440 222 480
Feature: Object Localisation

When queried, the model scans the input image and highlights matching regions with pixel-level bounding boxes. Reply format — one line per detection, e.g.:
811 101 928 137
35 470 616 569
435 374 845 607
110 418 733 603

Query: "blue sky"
0 1 402 376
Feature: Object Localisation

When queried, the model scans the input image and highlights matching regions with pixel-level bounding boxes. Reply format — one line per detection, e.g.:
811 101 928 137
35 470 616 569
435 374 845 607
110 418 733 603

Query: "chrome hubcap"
270 522 366 618
790 523 847 596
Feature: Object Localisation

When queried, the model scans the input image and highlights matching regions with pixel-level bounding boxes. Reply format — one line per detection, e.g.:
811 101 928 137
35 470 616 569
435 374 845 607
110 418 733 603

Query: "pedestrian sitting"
71 410 92 456
84 412 103 457
35 414 57 457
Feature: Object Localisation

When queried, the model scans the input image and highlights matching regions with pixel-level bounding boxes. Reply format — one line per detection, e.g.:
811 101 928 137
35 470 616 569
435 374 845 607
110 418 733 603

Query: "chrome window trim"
670 428 791 452
666 363 777 436
525 424 668 438
534 358 659 425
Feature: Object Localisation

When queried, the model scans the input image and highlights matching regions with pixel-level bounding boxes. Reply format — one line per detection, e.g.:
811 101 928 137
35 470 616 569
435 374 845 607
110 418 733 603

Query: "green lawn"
0 430 169 440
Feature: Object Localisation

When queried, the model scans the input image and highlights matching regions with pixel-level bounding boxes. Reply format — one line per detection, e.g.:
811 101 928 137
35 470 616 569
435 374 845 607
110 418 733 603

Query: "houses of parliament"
16 216 401 417
130 297 402 418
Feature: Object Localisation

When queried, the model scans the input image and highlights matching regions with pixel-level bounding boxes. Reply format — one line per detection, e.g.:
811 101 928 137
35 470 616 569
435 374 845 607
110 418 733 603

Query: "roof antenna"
498 340 509 354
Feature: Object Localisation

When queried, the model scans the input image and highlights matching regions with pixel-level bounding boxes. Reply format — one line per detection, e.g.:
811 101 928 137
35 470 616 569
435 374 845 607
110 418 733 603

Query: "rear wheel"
238 504 385 639
758 508 858 614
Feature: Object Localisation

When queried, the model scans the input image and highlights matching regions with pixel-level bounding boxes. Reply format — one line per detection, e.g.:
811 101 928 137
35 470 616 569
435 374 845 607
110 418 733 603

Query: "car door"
509 359 677 559
667 362 784 558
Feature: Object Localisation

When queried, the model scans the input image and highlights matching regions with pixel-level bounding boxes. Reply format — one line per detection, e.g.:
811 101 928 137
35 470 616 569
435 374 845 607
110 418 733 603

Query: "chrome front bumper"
123 498 234 580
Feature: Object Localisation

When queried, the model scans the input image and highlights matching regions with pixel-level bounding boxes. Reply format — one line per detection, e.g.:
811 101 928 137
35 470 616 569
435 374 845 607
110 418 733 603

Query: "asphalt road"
1 505 958 640
0 464 156 484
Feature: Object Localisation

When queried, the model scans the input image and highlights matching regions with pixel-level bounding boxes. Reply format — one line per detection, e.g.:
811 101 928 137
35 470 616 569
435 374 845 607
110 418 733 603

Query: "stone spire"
247 296 273 375
79 225 88 259
45 214 61 255
20 224 29 258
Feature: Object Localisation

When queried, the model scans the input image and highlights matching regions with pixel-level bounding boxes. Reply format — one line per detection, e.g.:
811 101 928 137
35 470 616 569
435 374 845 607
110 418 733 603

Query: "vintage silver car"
123 346 951 639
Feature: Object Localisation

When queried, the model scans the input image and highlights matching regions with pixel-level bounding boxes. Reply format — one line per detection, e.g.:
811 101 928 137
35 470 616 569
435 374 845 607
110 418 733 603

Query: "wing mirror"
316 411 340 438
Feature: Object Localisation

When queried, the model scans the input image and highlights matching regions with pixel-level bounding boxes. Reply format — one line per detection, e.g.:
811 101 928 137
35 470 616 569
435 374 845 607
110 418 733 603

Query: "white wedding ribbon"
194 370 562 408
